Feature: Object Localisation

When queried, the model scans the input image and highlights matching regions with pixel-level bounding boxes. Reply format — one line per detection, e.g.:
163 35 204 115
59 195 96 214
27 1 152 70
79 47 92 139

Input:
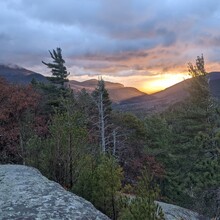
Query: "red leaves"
0 78 39 120
0 78 40 162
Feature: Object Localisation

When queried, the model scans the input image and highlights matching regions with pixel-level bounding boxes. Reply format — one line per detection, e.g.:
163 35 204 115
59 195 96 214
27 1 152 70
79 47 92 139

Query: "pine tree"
42 48 69 86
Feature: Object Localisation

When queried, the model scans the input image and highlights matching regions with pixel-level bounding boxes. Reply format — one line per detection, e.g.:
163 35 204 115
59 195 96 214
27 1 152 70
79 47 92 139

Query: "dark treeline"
0 51 219 219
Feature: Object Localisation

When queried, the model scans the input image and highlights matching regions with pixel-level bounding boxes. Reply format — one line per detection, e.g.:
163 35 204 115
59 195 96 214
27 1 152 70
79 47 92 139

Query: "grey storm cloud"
1 0 220 76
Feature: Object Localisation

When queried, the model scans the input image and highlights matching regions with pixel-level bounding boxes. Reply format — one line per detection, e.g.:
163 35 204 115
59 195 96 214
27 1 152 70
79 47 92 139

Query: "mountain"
117 79 190 114
1 64 219 113
152 72 220 101
68 79 148 103
117 72 220 114
0 64 146 103
0 64 47 84
153 79 190 101
209 72 220 99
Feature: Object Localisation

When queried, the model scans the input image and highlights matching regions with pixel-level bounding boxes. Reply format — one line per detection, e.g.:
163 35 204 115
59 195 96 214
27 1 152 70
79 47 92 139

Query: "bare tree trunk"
19 131 25 165
69 133 73 188
113 129 116 156
100 92 106 153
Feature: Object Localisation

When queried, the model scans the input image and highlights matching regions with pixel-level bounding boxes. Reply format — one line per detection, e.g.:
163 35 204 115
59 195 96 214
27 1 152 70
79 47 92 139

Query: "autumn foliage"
0 78 40 163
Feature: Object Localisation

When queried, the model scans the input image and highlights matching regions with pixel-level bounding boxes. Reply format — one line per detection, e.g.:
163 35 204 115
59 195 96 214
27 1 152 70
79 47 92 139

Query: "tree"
188 54 210 104
159 55 220 218
42 47 69 86
26 93 88 188
73 154 123 219
47 111 87 186
111 112 149 181
92 79 112 153
0 78 40 164
119 168 164 220
93 155 123 219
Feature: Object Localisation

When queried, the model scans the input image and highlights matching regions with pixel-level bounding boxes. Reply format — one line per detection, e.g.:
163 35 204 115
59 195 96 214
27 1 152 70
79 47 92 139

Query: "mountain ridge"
0 64 219 113
68 79 147 103
0 64 47 84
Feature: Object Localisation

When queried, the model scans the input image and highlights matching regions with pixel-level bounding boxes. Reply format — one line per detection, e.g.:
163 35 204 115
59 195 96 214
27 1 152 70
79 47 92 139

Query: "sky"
1 0 220 93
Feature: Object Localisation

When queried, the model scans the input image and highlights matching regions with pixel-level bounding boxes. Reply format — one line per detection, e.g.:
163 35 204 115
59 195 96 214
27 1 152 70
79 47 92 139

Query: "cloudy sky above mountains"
1 0 220 92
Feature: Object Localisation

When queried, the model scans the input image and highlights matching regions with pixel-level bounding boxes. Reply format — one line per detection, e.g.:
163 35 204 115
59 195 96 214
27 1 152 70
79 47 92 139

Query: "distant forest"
0 50 219 219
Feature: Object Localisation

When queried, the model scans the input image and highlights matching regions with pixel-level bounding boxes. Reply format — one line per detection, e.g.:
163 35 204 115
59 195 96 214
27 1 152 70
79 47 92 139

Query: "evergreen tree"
72 154 96 201
119 169 164 220
27 98 88 188
160 55 220 217
188 54 210 104
42 48 69 86
73 154 123 219
92 155 123 219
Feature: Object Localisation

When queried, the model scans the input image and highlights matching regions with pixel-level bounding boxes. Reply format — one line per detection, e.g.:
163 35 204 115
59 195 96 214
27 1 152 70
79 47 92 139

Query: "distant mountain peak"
0 63 24 70
0 64 47 84
68 79 145 103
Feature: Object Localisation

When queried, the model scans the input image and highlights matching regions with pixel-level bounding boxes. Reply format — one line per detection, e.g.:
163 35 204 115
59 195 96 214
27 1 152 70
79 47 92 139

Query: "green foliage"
92 78 112 113
156 56 220 217
25 135 50 175
188 54 210 103
32 81 73 116
111 112 147 153
119 169 165 220
26 97 88 187
42 47 69 85
4 51 220 218
93 155 123 218
73 154 123 219
72 154 96 200
144 115 172 162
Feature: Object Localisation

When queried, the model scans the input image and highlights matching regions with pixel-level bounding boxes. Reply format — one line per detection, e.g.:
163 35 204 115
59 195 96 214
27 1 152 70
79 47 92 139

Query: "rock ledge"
0 165 109 220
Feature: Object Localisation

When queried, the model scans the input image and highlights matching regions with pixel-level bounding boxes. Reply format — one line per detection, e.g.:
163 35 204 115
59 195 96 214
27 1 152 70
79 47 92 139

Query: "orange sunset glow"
2 1 220 218
1 1 220 94
140 73 191 94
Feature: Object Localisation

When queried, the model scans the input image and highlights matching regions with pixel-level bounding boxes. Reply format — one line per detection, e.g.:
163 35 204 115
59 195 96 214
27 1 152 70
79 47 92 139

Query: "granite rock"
0 165 109 220
157 201 209 220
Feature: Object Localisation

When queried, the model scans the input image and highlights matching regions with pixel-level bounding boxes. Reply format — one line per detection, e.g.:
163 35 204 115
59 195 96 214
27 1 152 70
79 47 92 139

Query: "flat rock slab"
0 165 109 220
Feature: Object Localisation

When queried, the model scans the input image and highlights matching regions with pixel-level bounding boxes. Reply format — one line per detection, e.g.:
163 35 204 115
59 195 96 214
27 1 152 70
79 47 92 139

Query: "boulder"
0 165 109 220
157 201 209 220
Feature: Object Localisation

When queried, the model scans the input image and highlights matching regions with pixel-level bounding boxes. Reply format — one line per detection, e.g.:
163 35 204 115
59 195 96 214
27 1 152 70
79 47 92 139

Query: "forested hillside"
0 53 219 219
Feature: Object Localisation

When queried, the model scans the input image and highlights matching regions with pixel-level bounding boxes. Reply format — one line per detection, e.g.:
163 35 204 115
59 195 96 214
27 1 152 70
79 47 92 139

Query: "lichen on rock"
0 165 109 220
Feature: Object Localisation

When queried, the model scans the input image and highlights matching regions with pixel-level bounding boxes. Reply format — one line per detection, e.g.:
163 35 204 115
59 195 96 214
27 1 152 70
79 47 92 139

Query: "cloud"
1 0 220 85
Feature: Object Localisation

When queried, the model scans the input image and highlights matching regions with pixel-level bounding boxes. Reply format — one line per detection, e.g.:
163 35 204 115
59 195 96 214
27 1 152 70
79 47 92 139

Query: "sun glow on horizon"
68 71 191 95
140 73 190 94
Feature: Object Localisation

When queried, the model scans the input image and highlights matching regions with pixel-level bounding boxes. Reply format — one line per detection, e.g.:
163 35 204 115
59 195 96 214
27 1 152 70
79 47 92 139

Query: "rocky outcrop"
157 201 209 220
0 165 209 220
0 165 109 220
